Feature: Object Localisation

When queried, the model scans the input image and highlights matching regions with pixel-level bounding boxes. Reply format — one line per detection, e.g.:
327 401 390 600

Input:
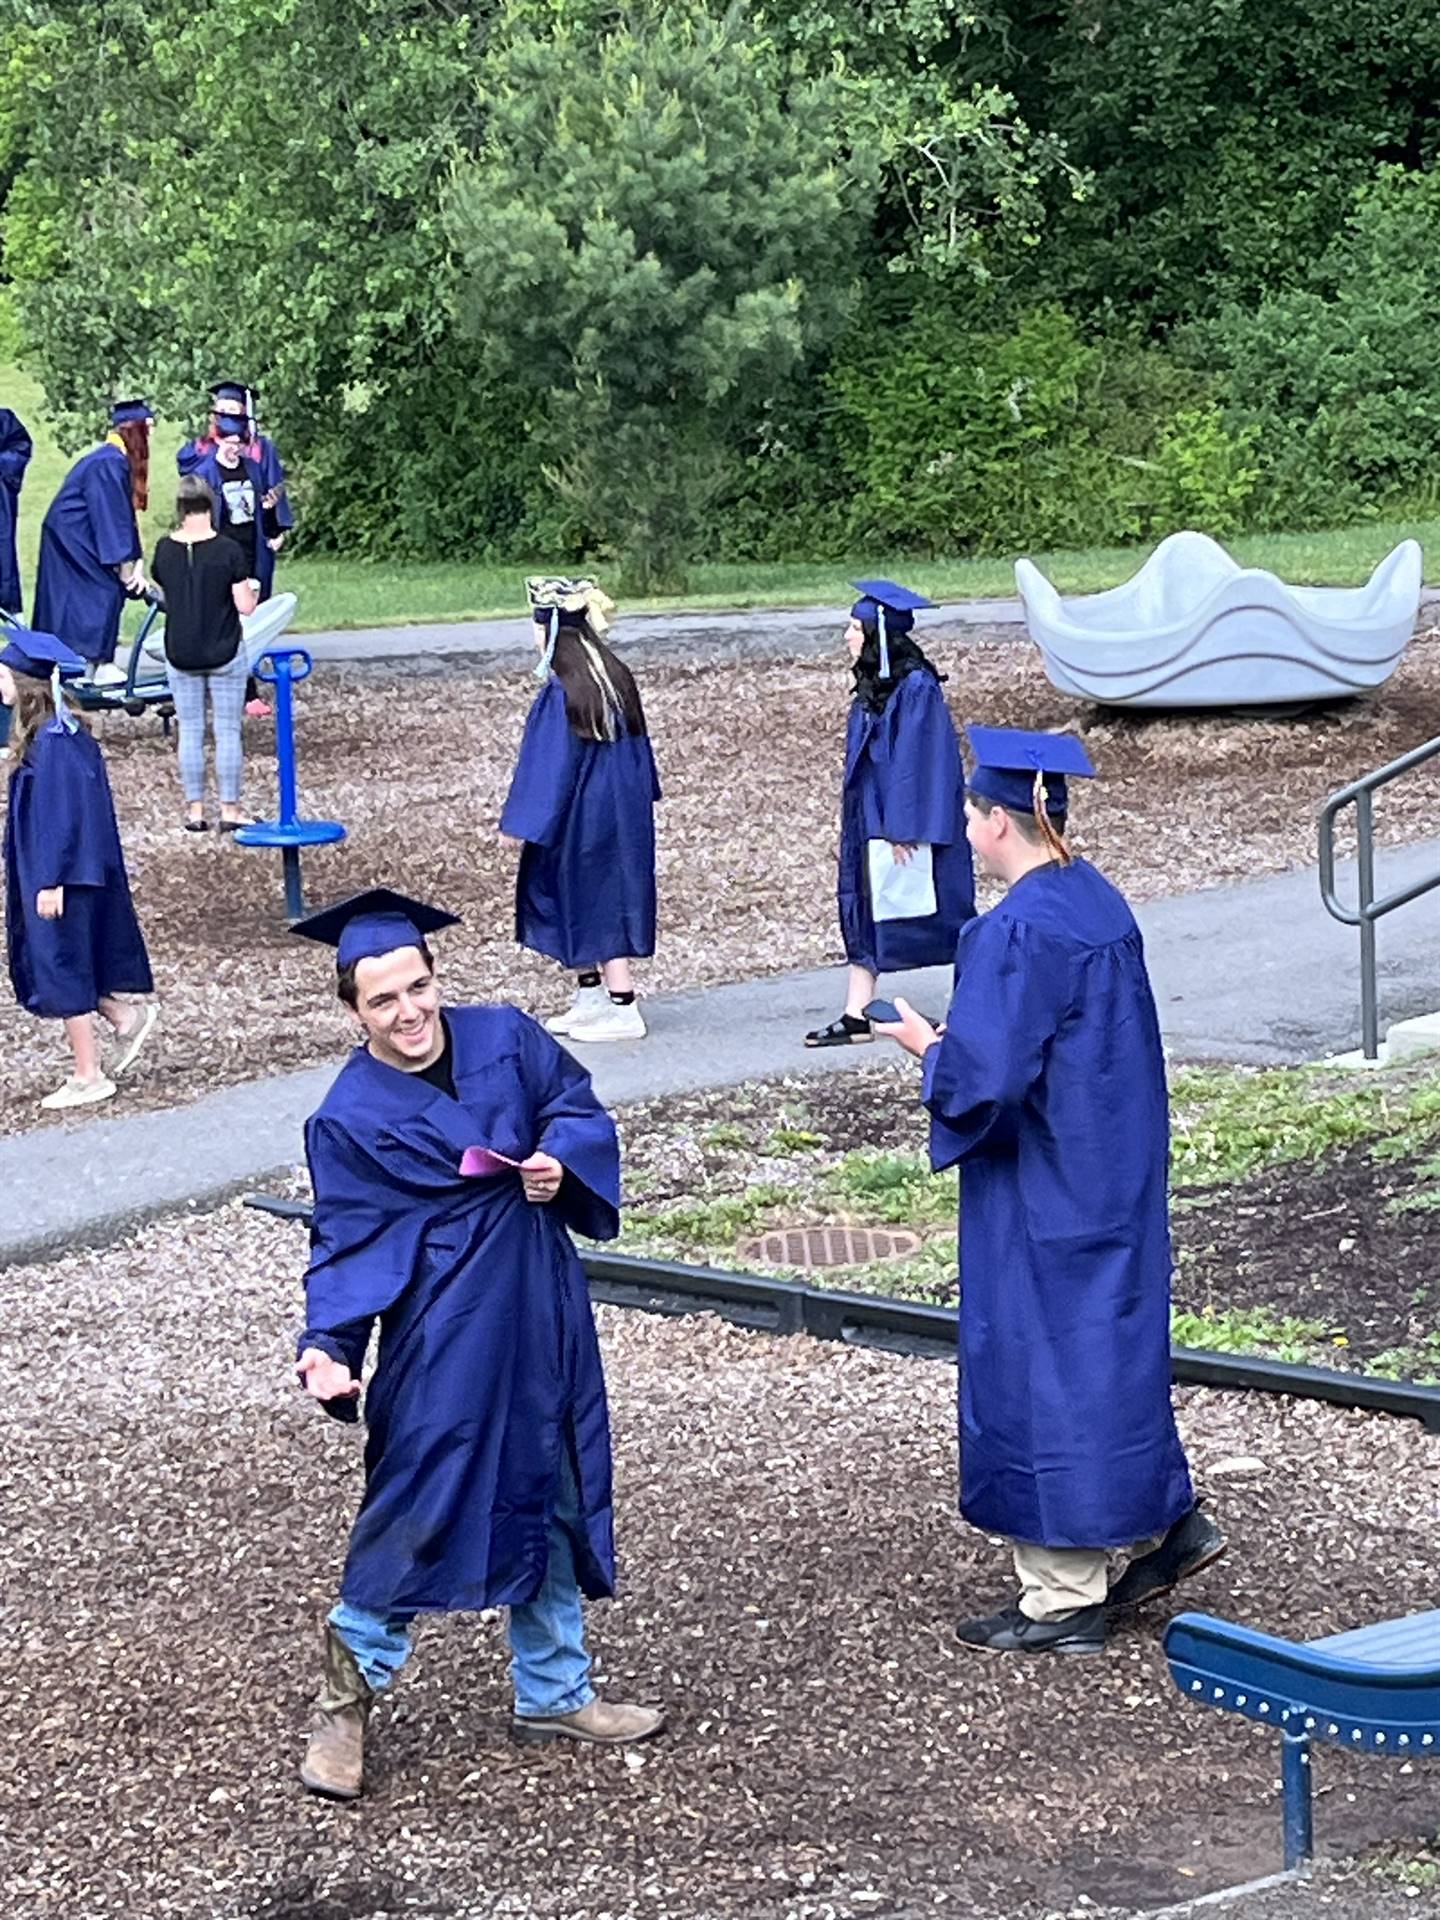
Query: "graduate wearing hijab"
178 381 293 600
500 577 660 1043
874 728 1224 1655
33 400 151 667
0 407 33 615
0 628 159 1110
292 890 665 1799
805 580 975 1047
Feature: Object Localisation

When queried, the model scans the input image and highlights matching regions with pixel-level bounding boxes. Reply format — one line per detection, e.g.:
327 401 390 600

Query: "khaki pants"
1013 1533 1166 1621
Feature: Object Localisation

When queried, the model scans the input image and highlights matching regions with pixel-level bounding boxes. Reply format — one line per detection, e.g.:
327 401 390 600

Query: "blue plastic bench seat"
1164 1609 1440 1869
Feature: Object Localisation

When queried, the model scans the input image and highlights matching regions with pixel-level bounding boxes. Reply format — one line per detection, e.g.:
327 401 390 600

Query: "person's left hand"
266 533 284 552
519 1151 564 1204
892 842 917 864
36 886 64 920
873 995 940 1060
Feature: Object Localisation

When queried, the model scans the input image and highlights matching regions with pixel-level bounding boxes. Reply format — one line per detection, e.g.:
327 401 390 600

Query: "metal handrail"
1318 733 1440 1058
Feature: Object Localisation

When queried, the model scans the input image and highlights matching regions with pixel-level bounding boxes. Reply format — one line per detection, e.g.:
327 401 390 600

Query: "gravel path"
6 623 1440 1133
4 1200 1439 1918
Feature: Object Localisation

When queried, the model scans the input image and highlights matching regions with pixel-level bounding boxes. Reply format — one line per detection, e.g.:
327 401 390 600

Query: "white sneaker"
111 1001 160 1076
40 1074 117 1111
567 1000 647 1043
545 985 608 1035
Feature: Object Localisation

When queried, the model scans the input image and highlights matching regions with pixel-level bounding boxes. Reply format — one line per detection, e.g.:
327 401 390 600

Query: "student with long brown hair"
33 400 151 668
0 628 158 1109
500 578 659 1043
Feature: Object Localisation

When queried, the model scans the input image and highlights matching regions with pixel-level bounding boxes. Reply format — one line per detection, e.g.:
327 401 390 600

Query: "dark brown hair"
176 474 215 521
543 618 647 743
336 941 435 1009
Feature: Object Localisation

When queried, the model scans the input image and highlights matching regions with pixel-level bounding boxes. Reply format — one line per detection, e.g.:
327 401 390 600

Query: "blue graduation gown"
923 859 1194 1549
500 678 660 969
0 409 33 613
178 432 292 598
32 445 140 664
184 446 270 584
301 1005 622 1617
4 724 154 1018
838 670 975 973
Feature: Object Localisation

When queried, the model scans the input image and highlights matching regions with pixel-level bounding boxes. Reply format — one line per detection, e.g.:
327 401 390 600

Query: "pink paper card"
460 1146 521 1179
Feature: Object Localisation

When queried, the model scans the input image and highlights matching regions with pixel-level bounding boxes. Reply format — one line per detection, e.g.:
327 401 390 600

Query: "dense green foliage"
4 0 1440 576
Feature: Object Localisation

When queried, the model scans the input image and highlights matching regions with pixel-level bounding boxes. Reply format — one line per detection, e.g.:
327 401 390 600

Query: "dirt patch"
6 623 1440 1133
2 1197 1439 1918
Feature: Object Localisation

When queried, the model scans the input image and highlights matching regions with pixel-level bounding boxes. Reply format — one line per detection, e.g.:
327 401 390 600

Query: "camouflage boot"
299 1625 373 1800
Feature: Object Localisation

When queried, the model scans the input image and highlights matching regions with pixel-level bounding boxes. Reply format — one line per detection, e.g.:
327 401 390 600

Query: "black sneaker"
804 1014 872 1048
1106 1506 1227 1614
955 1602 1106 1655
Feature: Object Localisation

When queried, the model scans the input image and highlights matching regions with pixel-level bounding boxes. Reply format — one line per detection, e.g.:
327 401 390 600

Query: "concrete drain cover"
739 1225 923 1269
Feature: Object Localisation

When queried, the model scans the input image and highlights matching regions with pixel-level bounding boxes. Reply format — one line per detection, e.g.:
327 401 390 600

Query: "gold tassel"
1033 770 1072 866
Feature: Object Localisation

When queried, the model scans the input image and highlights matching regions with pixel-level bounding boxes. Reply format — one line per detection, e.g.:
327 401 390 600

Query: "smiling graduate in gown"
807 580 975 1048
291 889 664 1801
33 400 151 666
0 627 158 1112
178 381 293 600
500 577 660 1044
873 727 1224 1656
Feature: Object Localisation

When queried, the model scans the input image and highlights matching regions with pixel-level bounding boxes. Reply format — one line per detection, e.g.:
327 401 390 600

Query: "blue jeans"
330 1454 595 1719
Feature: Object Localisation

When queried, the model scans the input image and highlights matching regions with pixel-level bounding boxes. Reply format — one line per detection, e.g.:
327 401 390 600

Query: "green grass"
1169 1062 1440 1190
5 357 1437 633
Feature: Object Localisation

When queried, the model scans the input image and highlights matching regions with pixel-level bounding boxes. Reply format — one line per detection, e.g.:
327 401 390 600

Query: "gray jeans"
166 650 248 805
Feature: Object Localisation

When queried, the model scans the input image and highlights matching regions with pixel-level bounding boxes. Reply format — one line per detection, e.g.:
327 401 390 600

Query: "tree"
447 1 863 587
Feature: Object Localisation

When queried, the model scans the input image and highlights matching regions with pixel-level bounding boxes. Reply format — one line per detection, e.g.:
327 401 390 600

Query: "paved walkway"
296 597 1027 666
4 836 1438 1263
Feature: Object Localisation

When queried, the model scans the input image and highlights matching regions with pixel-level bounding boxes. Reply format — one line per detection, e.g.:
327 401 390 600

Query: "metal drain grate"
738 1225 923 1270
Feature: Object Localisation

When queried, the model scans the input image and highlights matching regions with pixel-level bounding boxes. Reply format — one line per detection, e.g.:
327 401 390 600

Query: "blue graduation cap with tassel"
851 579 935 680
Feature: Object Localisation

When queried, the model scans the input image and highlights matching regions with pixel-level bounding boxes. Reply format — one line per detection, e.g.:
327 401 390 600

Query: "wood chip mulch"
3 1198 1439 1918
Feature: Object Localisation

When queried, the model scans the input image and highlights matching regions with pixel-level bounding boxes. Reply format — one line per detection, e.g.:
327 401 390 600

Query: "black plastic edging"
245 1192 1440 1431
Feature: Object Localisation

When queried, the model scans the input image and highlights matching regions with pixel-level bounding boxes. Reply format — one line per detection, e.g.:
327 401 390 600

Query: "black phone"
862 998 902 1024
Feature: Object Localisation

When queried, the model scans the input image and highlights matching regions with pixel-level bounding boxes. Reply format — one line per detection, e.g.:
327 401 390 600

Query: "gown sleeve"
875 673 963 847
16 732 113 889
514 1011 622 1243
299 1110 431 1420
176 439 205 478
0 411 33 491
923 913 1073 1169
499 682 585 848
81 451 141 569
260 438 295 532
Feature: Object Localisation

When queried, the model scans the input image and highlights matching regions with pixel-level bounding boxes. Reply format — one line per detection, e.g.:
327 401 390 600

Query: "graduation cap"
291 888 462 970
0 626 85 682
110 399 154 427
965 725 1095 817
0 627 86 735
210 380 257 410
851 579 935 679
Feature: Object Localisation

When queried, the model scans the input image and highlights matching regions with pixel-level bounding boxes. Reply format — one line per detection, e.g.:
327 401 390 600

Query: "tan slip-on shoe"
511 1696 666 1748
40 1074 117 1112
299 1626 374 1800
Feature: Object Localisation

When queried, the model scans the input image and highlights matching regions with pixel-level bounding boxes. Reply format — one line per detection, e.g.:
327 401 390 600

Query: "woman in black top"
150 476 259 832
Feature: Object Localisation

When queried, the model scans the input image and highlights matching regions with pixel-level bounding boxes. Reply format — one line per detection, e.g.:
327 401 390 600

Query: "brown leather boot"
299 1626 374 1799
512 1696 666 1747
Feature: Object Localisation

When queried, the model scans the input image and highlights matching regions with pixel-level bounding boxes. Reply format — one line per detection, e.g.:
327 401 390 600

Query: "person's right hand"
36 886 64 920
296 1347 360 1404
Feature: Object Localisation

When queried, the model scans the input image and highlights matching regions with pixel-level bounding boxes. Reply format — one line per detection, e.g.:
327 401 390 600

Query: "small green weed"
703 1123 750 1150
825 1150 958 1227
766 1126 825 1156
1171 1304 1337 1364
